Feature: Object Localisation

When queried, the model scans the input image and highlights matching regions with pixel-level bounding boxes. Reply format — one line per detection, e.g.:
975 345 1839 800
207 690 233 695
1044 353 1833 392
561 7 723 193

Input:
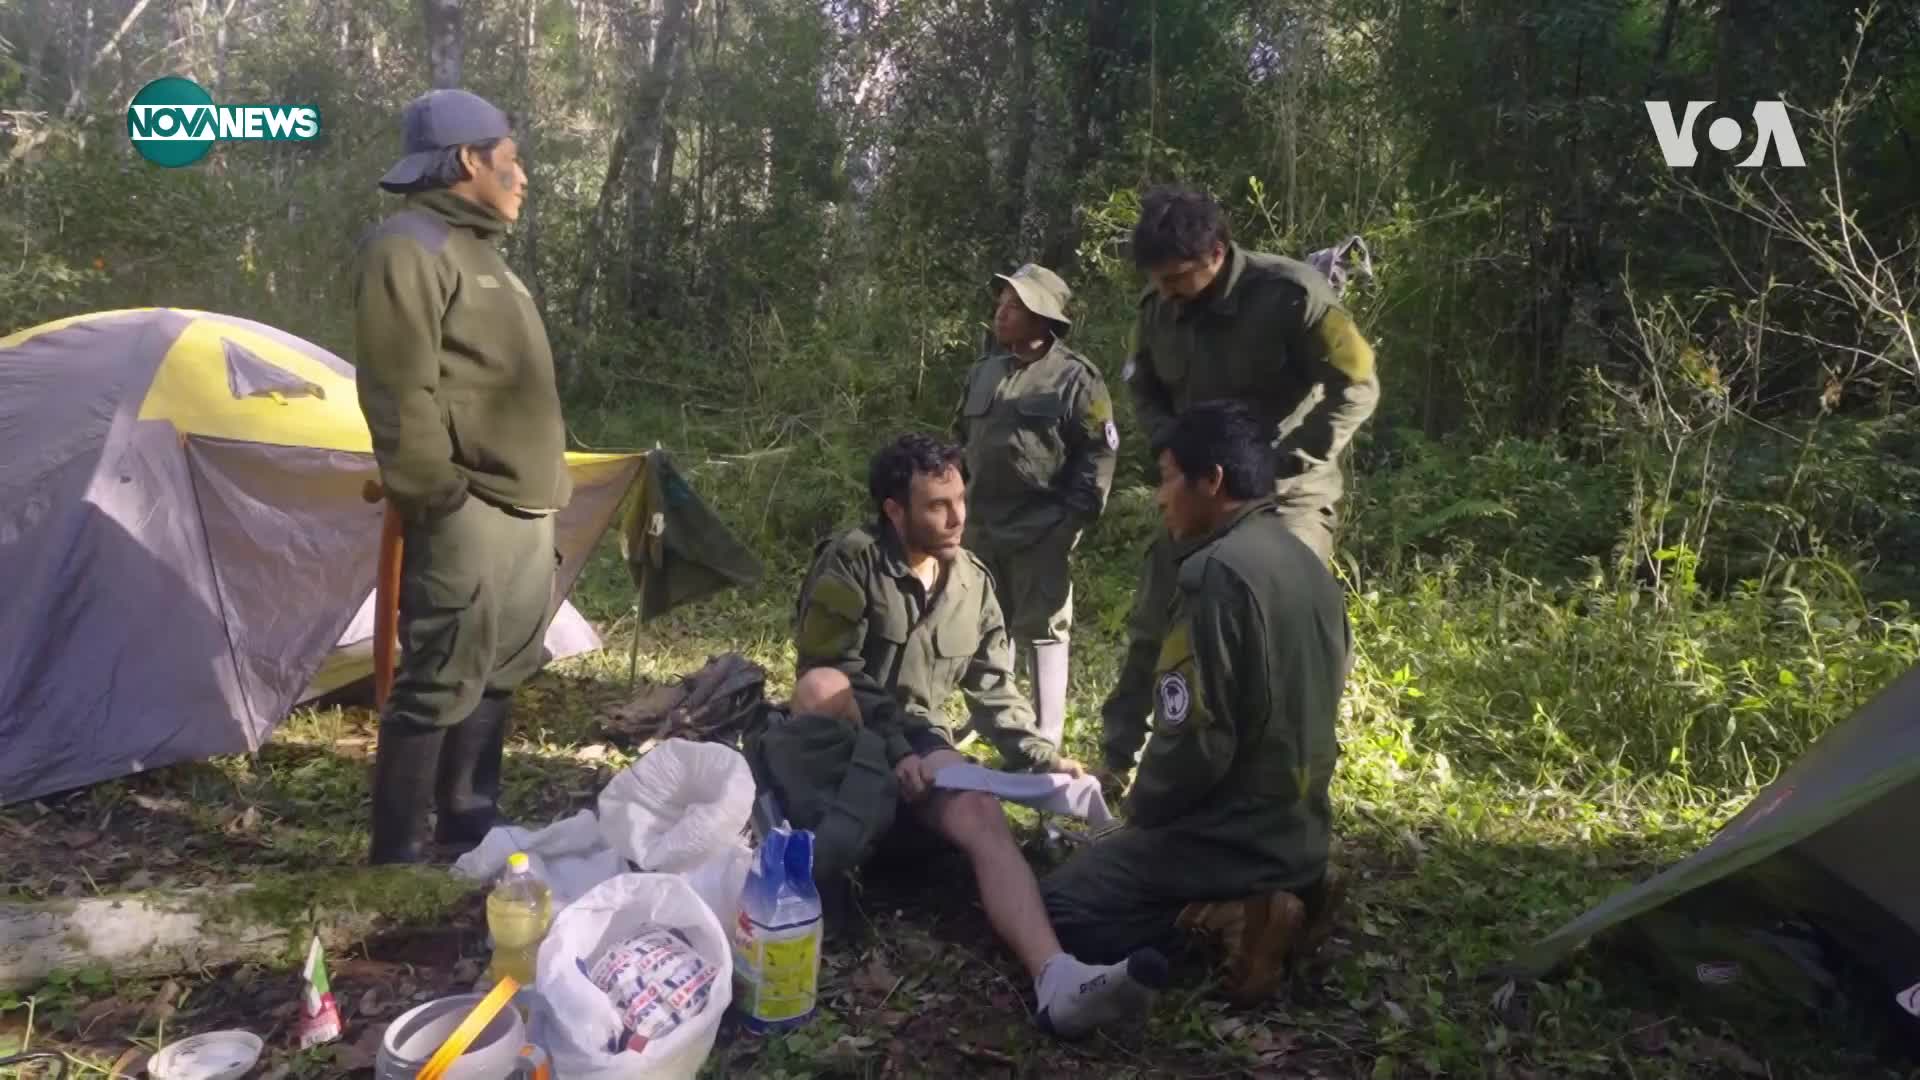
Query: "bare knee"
935 790 1013 852
792 668 859 726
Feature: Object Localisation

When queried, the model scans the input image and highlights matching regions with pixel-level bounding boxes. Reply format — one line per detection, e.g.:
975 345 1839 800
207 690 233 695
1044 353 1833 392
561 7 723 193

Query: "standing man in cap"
1098 185 1377 791
955 264 1118 747
352 88 572 865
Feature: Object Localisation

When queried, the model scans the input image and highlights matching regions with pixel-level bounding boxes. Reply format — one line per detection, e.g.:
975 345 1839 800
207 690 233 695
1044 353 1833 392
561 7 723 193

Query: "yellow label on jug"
746 924 820 1023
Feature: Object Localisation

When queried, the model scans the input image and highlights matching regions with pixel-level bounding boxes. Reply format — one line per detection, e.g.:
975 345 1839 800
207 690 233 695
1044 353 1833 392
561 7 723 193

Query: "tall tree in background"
621 0 696 315
425 0 463 87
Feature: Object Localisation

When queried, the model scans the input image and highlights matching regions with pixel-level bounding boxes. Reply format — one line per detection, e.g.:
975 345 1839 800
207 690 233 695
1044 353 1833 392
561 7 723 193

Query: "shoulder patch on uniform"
1104 419 1119 450
1314 307 1375 381
807 573 865 623
1156 671 1192 727
475 273 502 289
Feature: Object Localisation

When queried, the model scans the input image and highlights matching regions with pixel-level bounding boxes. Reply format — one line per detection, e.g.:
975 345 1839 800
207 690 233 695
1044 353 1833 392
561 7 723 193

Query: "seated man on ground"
790 432 1167 1039
1041 400 1352 1004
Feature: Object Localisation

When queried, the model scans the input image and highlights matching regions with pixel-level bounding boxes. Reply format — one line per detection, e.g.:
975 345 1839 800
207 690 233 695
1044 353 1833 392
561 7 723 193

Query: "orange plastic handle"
415 977 519 1080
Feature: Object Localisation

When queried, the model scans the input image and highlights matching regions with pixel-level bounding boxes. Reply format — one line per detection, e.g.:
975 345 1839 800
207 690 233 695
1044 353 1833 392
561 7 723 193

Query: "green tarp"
622 449 765 621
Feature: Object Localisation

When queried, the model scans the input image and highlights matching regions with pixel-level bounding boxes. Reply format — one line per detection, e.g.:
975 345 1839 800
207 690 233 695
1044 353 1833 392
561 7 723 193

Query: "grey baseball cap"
378 89 513 191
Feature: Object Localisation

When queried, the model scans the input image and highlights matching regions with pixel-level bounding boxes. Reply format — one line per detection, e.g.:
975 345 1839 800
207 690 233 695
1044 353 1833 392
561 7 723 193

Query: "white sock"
1033 948 1167 1040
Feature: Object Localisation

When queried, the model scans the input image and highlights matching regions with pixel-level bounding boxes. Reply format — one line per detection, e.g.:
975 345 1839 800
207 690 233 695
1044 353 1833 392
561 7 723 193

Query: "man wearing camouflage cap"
956 263 1119 746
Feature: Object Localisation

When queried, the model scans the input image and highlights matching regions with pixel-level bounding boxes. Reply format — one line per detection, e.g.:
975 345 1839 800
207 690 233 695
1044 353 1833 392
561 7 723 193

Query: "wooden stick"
373 504 404 710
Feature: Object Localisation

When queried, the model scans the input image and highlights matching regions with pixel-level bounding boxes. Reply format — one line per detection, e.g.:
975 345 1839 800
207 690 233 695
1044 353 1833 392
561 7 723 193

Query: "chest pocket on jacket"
929 609 982 697
1007 393 1065 490
866 593 916 695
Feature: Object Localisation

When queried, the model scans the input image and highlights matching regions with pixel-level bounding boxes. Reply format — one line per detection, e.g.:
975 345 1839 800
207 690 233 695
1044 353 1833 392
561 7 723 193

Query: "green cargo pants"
1040 825 1331 965
1099 503 1335 768
386 495 558 733
971 526 1075 651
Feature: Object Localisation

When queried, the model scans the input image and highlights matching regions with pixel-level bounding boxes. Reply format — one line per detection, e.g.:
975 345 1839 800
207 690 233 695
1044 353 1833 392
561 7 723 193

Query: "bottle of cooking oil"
485 852 552 989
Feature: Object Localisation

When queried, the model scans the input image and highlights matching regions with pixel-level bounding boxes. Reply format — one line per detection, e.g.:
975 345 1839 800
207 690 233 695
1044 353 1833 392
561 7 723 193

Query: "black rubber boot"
435 693 511 848
369 722 446 865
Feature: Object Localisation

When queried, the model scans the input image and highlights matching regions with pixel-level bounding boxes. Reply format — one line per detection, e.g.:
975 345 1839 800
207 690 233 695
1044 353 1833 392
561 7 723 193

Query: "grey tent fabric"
186 437 385 750
1514 663 1920 1051
2 420 249 799
0 313 174 697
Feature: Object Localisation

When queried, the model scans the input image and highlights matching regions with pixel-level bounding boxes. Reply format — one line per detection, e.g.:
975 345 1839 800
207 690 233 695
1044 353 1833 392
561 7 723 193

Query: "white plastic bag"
598 739 758 873
451 810 627 905
533 872 732 1080
683 838 752 935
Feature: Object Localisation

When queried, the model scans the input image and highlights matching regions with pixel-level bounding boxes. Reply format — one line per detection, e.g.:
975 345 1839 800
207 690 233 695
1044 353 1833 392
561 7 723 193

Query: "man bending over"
1043 401 1351 1003
791 432 1167 1038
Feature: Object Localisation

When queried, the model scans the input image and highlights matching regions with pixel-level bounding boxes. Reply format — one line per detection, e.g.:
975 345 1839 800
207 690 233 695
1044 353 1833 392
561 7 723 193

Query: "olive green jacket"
793 524 1058 772
1125 244 1378 509
1127 498 1352 885
352 189 571 522
956 341 1118 548
744 710 898 884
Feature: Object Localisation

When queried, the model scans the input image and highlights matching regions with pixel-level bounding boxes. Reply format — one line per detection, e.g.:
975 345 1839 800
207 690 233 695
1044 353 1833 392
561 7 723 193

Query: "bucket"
377 992 547 1079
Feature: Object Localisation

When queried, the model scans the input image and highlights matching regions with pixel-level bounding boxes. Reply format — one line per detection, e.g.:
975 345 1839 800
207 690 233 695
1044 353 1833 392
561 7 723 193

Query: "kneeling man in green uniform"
791 433 1166 1038
1042 400 1351 1003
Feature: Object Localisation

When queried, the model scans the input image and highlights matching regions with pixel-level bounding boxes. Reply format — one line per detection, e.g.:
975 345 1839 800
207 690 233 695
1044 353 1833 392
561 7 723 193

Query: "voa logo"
1644 100 1805 168
126 76 321 168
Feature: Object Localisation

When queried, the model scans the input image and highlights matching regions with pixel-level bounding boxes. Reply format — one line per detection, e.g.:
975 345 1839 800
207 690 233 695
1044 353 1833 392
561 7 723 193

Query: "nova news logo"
126 76 321 168
1644 100 1804 168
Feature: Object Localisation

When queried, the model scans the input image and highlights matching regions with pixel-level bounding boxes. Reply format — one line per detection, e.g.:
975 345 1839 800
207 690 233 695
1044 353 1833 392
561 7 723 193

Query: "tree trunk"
622 0 698 317
424 0 463 89
514 0 543 313
1047 0 1126 270
0 886 385 992
1002 0 1036 256
61 0 152 119
570 128 629 332
213 0 243 101
1645 0 1683 98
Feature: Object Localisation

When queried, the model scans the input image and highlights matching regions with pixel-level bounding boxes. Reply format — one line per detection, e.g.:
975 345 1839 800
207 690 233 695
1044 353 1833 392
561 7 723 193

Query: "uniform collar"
1173 495 1275 561
407 188 509 241
1203 244 1249 316
1013 338 1067 370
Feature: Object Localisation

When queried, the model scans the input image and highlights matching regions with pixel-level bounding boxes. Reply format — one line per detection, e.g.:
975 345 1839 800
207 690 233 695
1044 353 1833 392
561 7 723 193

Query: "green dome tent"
1513 664 1920 1057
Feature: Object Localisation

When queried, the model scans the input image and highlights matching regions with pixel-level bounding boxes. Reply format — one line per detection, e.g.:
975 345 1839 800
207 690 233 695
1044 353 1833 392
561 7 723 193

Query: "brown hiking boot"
1296 868 1347 967
1176 890 1307 1006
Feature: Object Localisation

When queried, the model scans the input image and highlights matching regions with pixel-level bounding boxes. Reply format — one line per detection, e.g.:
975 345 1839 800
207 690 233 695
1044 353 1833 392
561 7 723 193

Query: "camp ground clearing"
2 306 1920 1078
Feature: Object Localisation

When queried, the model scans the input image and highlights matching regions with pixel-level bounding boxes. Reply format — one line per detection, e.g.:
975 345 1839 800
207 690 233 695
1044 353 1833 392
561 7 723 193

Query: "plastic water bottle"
731 825 823 1033
485 853 552 989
